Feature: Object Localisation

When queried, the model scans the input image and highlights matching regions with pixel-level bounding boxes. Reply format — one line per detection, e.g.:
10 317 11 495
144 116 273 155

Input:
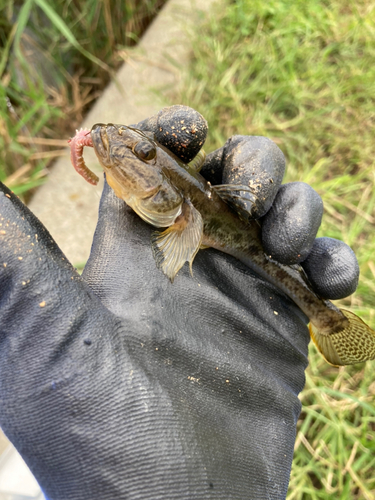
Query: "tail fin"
309 309 375 366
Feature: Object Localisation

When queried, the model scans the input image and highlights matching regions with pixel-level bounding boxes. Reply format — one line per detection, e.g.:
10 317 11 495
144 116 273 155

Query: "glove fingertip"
301 237 359 299
262 182 323 264
137 105 208 163
222 135 286 219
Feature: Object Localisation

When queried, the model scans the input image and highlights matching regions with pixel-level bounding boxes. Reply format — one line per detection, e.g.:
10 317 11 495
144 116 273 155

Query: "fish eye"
133 141 156 161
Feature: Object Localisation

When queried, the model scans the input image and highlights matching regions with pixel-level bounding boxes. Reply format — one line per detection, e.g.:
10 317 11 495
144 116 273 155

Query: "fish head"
90 123 183 226
90 123 163 199
91 123 158 166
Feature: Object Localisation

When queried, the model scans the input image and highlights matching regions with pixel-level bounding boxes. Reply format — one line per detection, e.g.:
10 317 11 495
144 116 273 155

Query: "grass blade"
33 0 113 76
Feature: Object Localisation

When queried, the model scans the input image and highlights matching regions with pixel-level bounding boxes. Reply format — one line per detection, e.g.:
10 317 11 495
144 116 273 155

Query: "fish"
68 123 375 366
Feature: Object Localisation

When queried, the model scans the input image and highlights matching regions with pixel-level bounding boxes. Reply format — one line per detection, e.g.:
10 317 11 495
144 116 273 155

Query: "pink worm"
68 128 99 185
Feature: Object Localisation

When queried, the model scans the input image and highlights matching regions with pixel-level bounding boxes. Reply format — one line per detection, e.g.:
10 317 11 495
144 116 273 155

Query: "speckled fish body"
71 123 375 366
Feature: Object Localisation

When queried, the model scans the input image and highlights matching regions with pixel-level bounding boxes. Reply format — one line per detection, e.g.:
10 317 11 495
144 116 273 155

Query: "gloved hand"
0 106 358 500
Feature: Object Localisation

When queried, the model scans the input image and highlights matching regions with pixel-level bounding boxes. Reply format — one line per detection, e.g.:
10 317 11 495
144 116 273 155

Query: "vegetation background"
1 0 375 498
0 0 165 195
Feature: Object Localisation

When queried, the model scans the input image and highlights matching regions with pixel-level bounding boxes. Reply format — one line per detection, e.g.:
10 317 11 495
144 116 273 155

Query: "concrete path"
0 0 217 496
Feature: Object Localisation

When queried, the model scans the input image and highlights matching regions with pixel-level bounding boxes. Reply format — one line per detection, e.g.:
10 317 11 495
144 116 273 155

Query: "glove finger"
0 182 112 321
200 146 225 185
135 105 208 163
200 135 286 219
0 182 120 421
261 182 324 264
301 236 359 299
0 180 119 347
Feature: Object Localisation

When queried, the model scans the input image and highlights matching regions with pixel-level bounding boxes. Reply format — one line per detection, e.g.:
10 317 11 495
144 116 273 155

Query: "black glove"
0 106 358 500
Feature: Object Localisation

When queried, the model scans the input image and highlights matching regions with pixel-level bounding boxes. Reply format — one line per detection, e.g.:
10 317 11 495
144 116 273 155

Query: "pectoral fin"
151 200 203 282
212 184 257 220
131 195 182 228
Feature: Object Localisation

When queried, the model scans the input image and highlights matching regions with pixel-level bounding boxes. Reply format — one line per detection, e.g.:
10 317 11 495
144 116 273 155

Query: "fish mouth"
90 123 112 168
100 127 110 152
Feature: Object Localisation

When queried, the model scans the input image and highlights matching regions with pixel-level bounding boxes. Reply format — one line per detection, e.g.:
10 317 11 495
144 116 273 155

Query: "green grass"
174 0 375 498
289 346 375 499
0 0 165 197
